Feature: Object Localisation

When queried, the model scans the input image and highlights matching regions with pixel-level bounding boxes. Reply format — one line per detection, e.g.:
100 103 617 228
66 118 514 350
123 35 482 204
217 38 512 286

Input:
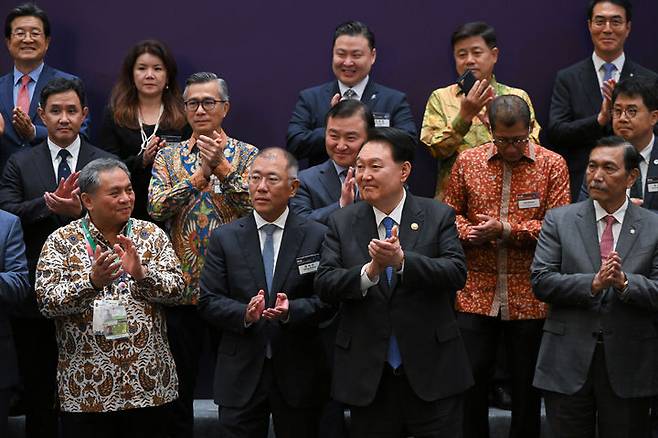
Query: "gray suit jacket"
531 200 658 398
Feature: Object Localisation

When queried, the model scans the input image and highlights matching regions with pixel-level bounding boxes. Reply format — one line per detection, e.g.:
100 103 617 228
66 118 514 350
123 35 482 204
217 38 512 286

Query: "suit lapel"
76 140 94 170
30 65 54 120
575 200 602 271
354 202 378 261
398 193 423 252
271 214 304 297
620 60 637 81
1 73 21 145
616 203 641 263
642 138 658 209
581 59 604 113
361 79 377 104
236 216 268 297
318 160 341 203
34 142 58 191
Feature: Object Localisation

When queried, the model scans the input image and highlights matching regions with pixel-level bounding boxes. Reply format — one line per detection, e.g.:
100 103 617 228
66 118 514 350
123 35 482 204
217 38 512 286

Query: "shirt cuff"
500 221 512 241
451 114 472 137
360 263 378 296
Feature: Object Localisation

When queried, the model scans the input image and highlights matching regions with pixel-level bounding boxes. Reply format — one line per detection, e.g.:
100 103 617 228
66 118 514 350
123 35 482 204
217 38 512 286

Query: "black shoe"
490 384 512 411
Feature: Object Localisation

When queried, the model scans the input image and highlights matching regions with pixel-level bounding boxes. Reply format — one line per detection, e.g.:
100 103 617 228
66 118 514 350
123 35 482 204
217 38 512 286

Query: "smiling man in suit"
199 147 332 438
315 127 472 437
532 136 658 437
287 21 417 167
547 0 657 201
0 77 112 438
1 3 89 169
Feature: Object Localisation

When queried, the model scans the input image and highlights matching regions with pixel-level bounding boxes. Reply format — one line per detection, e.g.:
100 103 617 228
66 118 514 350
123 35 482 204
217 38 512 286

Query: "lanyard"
138 103 164 152
81 218 132 254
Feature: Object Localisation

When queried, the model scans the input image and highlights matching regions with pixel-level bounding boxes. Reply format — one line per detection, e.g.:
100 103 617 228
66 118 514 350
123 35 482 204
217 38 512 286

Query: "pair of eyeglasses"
12 30 43 39
492 137 529 147
590 17 626 29
183 99 227 112
611 108 639 119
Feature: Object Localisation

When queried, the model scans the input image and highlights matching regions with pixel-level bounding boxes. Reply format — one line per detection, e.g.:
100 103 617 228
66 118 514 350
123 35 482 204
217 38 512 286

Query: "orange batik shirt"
444 142 571 320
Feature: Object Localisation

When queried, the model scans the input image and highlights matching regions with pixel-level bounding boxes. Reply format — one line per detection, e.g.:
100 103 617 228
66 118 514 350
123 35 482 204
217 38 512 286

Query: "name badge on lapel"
296 254 320 275
517 192 540 209
647 177 658 193
373 112 391 127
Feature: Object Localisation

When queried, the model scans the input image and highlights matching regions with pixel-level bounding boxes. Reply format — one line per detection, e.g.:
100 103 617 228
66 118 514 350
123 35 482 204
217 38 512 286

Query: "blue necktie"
57 149 71 182
382 216 402 369
261 224 277 296
602 62 616 83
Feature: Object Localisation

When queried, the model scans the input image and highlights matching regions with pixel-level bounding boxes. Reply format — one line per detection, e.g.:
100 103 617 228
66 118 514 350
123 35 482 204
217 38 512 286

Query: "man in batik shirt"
148 72 258 437
35 158 185 437
443 95 570 438
420 21 541 200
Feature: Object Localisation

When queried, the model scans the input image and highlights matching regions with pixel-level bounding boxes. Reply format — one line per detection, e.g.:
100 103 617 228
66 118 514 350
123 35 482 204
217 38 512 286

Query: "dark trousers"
457 312 543 438
544 343 651 438
60 404 169 438
166 305 207 438
12 317 59 438
0 388 10 438
349 365 463 438
319 314 347 438
218 359 321 438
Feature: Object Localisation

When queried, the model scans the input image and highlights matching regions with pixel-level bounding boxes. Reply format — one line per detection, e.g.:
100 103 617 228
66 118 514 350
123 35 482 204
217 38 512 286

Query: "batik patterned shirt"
444 142 570 320
420 79 542 200
148 134 258 304
35 217 185 412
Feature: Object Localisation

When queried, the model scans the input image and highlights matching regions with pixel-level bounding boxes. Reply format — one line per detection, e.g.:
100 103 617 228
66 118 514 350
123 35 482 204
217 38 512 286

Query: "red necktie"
17 75 31 114
600 215 616 260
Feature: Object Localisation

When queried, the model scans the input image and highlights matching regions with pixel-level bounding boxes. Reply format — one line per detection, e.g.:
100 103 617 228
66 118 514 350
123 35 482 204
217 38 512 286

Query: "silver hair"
183 72 230 101
250 147 299 180
78 158 130 194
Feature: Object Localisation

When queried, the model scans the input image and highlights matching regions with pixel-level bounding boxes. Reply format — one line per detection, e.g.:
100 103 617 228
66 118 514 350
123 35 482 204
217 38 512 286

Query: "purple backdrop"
2 0 657 197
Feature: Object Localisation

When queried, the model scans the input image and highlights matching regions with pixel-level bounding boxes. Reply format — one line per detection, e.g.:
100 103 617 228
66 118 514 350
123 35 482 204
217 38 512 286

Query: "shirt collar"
48 135 81 161
83 214 131 247
593 197 628 224
338 75 369 100
13 62 44 86
332 160 348 177
254 207 289 231
638 135 655 163
372 189 406 228
486 141 536 162
592 52 625 75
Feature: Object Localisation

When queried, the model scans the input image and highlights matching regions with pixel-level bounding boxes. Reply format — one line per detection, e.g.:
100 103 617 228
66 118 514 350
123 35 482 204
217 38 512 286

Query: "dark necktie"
630 157 644 199
57 149 72 182
600 215 616 261
343 88 357 100
382 216 402 369
261 224 277 296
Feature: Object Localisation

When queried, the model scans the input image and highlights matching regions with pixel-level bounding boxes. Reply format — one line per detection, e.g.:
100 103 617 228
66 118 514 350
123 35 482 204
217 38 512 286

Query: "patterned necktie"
630 156 644 199
261 224 277 296
57 149 72 183
602 62 617 83
382 216 402 369
600 215 616 260
343 88 357 100
17 75 31 114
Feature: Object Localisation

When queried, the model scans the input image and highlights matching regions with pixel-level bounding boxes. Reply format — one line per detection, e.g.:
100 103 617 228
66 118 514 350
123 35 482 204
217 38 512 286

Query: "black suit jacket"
290 159 342 225
532 200 658 397
547 57 657 200
0 140 114 285
198 212 333 408
286 79 417 166
315 193 472 406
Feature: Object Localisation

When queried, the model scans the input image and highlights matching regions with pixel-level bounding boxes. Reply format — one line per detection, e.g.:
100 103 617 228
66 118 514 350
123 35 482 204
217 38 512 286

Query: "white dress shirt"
48 136 81 182
592 52 625 90
360 190 407 292
638 135 655 196
338 75 369 100
593 198 628 251
254 207 289 274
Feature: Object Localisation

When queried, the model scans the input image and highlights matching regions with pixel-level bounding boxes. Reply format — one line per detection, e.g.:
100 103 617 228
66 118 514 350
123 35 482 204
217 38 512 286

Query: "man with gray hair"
148 71 259 436
35 157 185 436
199 147 331 437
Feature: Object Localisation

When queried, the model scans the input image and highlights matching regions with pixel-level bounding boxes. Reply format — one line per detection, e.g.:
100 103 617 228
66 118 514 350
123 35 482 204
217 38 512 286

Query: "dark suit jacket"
578 136 658 213
0 64 90 168
290 159 342 224
198 212 333 409
0 209 29 389
531 200 658 398
287 79 417 166
546 57 657 200
0 140 114 286
315 193 472 406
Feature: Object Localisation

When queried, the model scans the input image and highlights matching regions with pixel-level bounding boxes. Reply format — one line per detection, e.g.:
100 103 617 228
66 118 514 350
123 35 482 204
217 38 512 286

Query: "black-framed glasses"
611 107 639 119
590 17 626 29
183 99 227 112
492 136 529 147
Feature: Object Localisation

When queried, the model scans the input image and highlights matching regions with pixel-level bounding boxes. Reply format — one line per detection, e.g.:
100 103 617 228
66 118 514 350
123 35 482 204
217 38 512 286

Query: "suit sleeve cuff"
360 263 378 296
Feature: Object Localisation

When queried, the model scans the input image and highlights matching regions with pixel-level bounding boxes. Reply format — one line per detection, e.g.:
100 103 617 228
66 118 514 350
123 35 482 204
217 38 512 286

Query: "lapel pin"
371 94 377 100
411 223 419 231
653 159 658 165
630 228 636 234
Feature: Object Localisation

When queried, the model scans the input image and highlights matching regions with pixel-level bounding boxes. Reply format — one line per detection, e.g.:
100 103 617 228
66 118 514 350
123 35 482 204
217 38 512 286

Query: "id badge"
93 299 129 340
373 112 391 128
160 134 182 148
296 254 320 275
647 177 658 193
517 192 540 209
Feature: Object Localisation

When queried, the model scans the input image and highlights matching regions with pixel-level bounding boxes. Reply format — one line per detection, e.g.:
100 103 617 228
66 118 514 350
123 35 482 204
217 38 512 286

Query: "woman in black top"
98 39 188 221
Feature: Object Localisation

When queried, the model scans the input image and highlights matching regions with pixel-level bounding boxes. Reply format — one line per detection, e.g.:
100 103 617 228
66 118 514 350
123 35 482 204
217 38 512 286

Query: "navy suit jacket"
0 64 90 168
287 79 417 166
547 57 657 200
577 137 658 214
315 193 473 406
0 209 29 389
290 159 342 225
198 212 333 408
